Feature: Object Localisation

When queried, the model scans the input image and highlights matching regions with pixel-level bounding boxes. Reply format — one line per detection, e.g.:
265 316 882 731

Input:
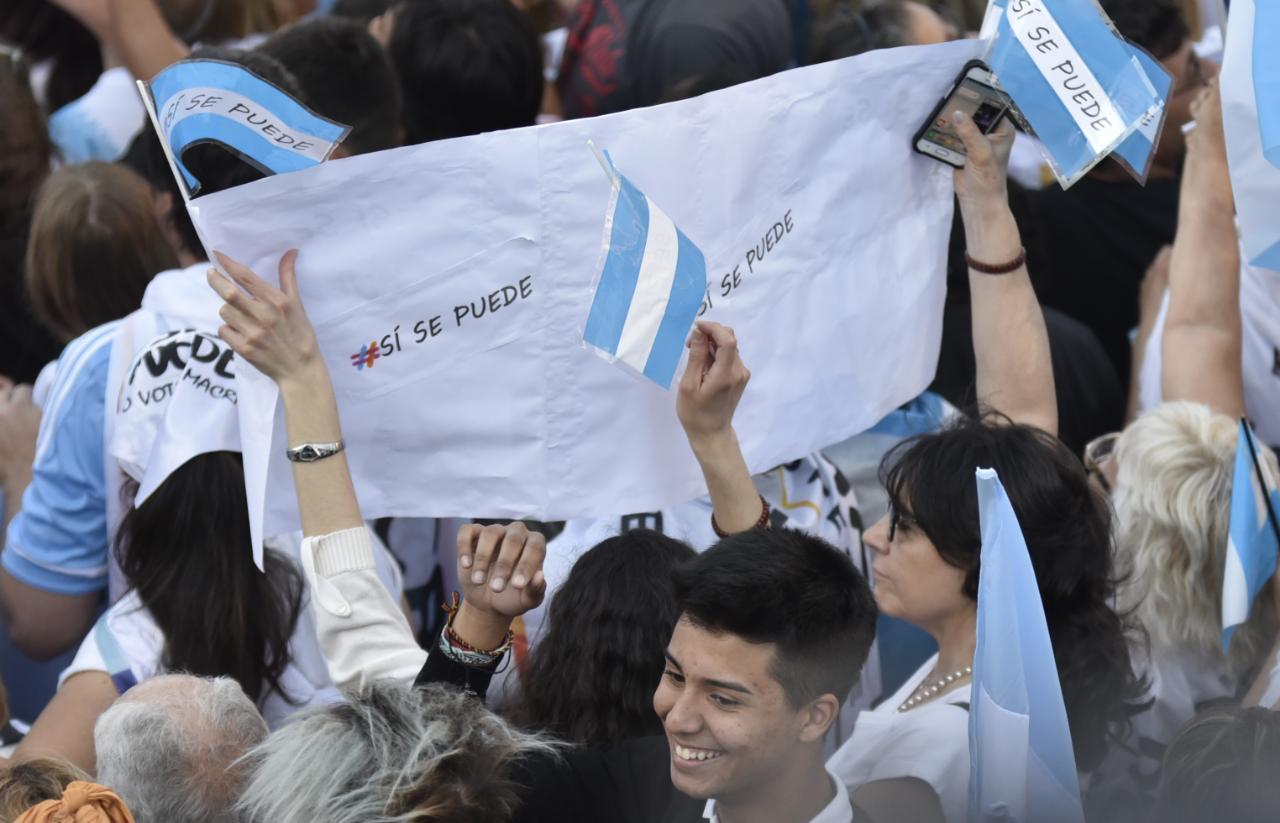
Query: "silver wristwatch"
286 440 345 463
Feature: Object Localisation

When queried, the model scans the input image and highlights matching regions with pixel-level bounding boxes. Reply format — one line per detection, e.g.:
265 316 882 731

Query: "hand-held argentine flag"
1222 0 1280 269
582 151 708 389
970 468 1085 823
1221 420 1280 651
142 59 350 197
985 0 1165 187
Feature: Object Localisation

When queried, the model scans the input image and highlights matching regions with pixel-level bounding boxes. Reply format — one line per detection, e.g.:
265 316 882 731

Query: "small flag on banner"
140 58 350 198
582 147 708 388
1222 0 1280 269
985 0 1165 187
1221 419 1280 651
970 467 1085 823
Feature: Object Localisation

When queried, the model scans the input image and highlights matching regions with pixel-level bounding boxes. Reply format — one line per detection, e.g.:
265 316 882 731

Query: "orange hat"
14 781 135 823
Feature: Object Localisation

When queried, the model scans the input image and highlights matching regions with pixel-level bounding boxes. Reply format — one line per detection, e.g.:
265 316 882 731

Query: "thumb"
278 249 301 299
682 330 710 389
952 110 992 167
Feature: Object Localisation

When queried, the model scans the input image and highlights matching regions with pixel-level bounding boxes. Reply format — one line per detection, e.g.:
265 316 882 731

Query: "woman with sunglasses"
681 111 1145 823
1083 83 1280 818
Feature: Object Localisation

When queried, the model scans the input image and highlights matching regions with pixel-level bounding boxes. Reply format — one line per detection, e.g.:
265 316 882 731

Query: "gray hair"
94 674 268 823
236 682 560 823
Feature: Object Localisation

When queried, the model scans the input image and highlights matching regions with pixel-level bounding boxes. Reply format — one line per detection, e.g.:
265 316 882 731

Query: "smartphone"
913 60 1011 168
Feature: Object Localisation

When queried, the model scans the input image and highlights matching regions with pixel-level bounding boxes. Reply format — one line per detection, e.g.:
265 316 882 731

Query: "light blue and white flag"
1222 419 1280 651
1108 45 1173 185
143 59 350 196
970 467 1085 823
985 0 1164 187
582 154 707 388
1222 0 1280 269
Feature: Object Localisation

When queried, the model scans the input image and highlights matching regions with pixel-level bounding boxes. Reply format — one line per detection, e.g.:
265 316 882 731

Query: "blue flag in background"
1221 420 1280 651
145 59 350 195
970 468 1085 823
986 0 1164 187
1257 1 1280 171
1222 0 1280 269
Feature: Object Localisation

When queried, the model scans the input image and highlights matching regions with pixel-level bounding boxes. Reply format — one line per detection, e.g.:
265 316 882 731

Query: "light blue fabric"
3 322 121 595
1222 420 1280 650
970 468 1085 823
48 101 126 164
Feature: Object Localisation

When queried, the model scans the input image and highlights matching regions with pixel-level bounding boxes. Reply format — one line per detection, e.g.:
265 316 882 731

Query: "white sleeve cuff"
306 527 376 578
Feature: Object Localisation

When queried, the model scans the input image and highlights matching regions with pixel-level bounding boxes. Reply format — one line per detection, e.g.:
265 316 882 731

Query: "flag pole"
1241 418 1280 546
587 140 619 187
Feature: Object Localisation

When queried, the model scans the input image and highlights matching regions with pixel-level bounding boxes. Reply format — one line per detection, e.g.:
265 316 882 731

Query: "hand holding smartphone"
913 60 1013 168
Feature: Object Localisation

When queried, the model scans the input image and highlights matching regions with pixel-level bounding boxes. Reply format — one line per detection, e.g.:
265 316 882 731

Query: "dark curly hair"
508 530 696 745
881 413 1147 771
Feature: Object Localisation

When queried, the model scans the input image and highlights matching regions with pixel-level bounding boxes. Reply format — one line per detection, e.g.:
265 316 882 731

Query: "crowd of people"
1 0 1279 821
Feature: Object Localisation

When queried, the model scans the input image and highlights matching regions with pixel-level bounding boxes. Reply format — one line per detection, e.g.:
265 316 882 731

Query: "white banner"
189 40 980 555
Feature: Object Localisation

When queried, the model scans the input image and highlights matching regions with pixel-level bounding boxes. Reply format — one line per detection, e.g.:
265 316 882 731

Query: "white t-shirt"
1138 254 1280 446
60 531 404 729
828 654 972 823
705 769 855 823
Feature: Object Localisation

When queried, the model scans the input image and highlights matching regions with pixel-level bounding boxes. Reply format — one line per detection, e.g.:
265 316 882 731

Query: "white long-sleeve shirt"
300 527 427 690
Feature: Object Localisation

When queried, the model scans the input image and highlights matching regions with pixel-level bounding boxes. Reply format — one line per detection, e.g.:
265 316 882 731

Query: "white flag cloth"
1222 0 1280 269
187 40 979 557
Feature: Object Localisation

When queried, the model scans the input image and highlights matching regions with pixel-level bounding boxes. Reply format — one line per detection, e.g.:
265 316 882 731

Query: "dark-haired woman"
681 113 1145 822
10 332 403 773
506 530 695 745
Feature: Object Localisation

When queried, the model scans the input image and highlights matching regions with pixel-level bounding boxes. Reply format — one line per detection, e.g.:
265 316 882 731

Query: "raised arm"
676 321 766 534
952 112 1057 434
1160 81 1245 418
47 0 188 80
208 252 546 691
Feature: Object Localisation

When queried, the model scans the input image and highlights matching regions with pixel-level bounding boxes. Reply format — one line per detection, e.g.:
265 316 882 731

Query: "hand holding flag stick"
677 322 764 536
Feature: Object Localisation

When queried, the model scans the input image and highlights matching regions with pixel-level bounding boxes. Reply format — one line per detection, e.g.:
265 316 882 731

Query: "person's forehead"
668 618 781 694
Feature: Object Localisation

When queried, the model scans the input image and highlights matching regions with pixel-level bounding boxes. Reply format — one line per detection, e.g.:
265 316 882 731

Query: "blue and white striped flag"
970 467 1085 823
143 59 350 196
1222 0 1280 269
986 0 1165 187
1222 420 1280 651
582 155 707 388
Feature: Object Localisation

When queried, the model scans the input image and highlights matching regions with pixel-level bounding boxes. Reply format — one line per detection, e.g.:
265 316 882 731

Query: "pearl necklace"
897 666 972 713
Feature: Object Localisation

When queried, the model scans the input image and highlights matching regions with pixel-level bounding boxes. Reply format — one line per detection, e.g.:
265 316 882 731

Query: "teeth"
675 744 723 762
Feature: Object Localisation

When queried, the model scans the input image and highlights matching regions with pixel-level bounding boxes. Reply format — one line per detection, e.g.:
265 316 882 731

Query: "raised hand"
951 110 1015 217
677 320 750 449
456 522 548 619
207 250 322 388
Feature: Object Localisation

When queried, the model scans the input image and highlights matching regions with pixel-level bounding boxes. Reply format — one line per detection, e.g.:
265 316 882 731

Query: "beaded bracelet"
711 494 771 539
964 246 1026 275
439 592 514 661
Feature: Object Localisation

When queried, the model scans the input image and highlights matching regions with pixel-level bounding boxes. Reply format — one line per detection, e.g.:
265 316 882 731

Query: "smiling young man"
652 527 877 823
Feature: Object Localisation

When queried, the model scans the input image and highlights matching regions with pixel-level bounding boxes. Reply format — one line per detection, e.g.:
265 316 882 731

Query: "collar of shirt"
702 769 853 823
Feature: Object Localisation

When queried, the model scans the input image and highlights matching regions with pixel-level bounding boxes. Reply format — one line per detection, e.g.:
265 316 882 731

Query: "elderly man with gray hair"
94 674 267 823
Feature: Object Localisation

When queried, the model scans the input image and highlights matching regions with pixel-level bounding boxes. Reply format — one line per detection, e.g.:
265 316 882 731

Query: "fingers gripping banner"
188 41 981 556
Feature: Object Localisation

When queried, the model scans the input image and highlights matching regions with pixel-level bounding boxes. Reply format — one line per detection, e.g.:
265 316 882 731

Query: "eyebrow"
664 650 754 696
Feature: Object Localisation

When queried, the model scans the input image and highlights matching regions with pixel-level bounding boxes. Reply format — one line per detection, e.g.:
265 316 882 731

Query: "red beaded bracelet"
965 246 1026 275
711 494 771 539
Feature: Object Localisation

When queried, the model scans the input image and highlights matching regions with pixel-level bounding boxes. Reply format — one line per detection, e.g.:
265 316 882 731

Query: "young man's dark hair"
259 17 402 157
122 47 302 260
673 527 876 708
387 0 543 146
1098 0 1189 61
